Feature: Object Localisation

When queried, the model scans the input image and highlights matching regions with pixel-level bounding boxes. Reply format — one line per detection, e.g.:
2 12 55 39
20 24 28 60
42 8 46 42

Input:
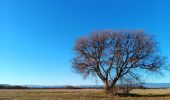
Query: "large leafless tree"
72 30 166 94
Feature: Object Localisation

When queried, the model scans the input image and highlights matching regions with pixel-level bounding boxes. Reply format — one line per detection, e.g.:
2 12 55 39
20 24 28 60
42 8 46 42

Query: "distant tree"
72 30 166 95
64 85 79 89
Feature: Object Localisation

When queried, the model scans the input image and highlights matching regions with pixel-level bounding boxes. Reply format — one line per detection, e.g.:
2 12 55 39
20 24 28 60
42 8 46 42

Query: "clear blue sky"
0 0 170 85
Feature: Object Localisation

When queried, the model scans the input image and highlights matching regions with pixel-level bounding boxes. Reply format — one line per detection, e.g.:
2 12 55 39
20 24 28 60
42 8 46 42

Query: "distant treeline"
0 85 28 89
0 85 103 89
63 85 103 89
0 84 146 89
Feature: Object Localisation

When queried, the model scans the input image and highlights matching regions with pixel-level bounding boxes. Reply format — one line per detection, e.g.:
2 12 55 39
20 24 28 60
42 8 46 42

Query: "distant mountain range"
0 83 170 89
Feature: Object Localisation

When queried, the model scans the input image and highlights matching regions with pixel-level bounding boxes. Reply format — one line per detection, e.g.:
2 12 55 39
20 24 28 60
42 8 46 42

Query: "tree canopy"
72 30 166 94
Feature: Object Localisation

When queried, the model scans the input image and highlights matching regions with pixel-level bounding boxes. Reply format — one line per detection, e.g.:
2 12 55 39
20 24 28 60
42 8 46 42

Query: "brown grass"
0 89 170 100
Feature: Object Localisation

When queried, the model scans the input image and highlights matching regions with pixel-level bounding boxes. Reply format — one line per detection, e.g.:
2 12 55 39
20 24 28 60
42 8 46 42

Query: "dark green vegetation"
0 85 28 89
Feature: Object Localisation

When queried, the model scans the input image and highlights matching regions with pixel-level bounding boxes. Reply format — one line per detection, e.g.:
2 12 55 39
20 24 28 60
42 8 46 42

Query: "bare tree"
72 30 166 94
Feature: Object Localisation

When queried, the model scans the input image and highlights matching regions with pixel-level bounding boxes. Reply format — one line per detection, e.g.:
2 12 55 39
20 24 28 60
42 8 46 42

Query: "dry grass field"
0 89 170 100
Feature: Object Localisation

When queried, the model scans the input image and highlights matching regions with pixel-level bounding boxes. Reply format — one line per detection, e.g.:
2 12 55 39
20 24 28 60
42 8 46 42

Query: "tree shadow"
117 93 170 97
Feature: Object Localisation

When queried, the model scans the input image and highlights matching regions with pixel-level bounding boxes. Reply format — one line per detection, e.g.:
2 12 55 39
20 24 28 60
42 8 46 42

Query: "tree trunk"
105 84 116 96
105 84 113 94
104 82 117 96
112 84 117 96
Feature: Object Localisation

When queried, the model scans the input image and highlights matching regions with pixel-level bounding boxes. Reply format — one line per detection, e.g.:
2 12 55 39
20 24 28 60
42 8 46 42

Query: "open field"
0 89 170 100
